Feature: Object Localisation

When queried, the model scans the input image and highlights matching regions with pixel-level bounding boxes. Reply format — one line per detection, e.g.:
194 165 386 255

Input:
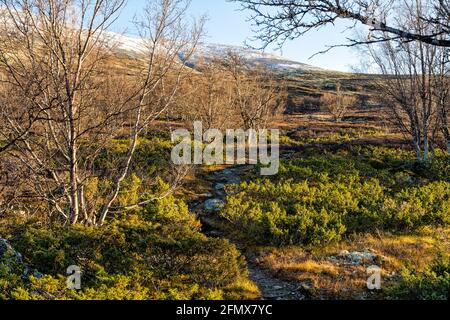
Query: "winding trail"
190 166 304 300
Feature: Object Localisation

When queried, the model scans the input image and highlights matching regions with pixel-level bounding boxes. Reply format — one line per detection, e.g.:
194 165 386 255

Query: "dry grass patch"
260 248 339 276
252 229 449 299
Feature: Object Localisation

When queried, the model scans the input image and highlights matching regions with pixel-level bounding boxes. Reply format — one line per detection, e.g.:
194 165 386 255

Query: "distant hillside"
186 43 325 74
109 33 325 74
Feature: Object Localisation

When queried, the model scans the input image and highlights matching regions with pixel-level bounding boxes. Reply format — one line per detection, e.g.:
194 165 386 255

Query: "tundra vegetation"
0 0 449 300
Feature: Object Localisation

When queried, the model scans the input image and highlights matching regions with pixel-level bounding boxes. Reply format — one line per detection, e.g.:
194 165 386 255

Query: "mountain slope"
189 43 324 73
110 33 324 74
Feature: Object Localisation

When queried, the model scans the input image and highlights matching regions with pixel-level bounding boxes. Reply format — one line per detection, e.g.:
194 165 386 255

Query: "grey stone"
221 169 234 175
273 285 284 290
1 238 43 279
215 191 226 199
339 249 377 265
204 199 225 213
215 183 225 191
0 238 8 256
0 238 22 263
0 238 24 273
226 177 241 185
329 256 339 263
198 193 213 198
33 270 44 279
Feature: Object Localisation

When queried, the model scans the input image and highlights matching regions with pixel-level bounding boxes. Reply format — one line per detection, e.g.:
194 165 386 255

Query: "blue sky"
113 0 360 72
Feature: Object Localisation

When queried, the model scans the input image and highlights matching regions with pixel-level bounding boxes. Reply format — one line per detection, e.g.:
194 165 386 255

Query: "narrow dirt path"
191 166 304 301
247 265 304 300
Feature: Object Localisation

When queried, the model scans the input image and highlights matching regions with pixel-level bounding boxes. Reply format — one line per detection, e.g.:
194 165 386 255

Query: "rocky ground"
0 238 43 281
190 166 308 300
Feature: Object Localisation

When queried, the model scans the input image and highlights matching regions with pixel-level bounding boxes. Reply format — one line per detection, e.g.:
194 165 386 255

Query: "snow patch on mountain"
190 43 324 73
109 33 324 73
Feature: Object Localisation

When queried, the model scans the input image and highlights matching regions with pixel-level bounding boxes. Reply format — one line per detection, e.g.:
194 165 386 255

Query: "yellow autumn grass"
253 228 450 299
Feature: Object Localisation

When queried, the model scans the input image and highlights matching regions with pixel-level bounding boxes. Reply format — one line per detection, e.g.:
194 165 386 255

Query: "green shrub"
220 150 450 246
0 196 254 300
428 155 450 182
391 253 450 300
221 178 378 245
382 182 450 230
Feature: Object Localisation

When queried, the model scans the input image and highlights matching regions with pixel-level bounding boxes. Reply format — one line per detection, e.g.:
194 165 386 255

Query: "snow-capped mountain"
110 33 323 74
189 43 324 73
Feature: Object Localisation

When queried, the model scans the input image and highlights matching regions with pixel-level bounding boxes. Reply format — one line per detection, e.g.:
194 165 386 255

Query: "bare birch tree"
0 0 204 225
96 0 204 225
177 52 285 131
366 1 446 162
223 53 286 130
320 83 357 122
432 6 450 154
0 0 127 224
179 58 235 130
231 0 450 49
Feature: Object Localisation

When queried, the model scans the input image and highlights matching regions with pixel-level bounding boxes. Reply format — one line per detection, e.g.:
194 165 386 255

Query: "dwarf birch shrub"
391 253 450 300
221 151 450 246
0 195 254 300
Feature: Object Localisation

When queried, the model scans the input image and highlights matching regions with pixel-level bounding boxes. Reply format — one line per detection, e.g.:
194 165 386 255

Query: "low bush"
390 253 450 300
0 195 256 300
221 148 450 246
